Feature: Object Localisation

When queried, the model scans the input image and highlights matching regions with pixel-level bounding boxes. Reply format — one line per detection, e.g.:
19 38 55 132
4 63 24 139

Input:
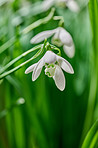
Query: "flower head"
42 0 55 11
30 27 75 58
66 0 80 12
57 0 80 12
25 50 74 91
42 0 79 12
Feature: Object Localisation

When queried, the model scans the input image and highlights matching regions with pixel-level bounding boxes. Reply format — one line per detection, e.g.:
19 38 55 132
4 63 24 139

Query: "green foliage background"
0 0 98 148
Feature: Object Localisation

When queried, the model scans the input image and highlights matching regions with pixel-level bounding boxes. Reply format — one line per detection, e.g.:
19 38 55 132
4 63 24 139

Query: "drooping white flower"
30 27 75 58
66 0 80 13
25 50 74 91
42 0 55 11
57 0 80 12
42 0 80 12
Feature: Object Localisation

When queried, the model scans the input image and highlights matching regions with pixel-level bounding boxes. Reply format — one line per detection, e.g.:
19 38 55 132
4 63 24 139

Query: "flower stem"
80 0 98 146
50 44 61 56
0 46 43 80
53 16 64 27
22 8 55 34
0 8 55 54
0 44 42 75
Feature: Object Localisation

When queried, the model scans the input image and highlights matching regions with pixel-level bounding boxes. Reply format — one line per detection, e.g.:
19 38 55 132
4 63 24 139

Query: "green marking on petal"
45 64 56 77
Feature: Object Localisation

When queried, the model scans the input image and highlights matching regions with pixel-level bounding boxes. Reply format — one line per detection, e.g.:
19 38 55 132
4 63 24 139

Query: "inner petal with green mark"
52 38 62 47
45 64 56 77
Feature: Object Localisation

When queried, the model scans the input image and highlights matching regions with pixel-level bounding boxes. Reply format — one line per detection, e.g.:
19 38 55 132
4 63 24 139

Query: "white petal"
51 28 63 46
57 55 74 74
42 0 54 11
32 58 44 81
59 27 73 46
63 43 75 58
53 65 65 91
44 51 57 64
57 0 67 2
30 29 56 44
57 0 66 3
25 63 37 74
67 0 80 12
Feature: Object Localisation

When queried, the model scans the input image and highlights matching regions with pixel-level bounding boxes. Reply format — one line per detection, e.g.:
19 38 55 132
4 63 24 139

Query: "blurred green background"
0 0 98 148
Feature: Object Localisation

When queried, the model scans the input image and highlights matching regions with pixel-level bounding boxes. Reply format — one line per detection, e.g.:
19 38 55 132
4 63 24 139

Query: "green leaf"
80 0 98 143
0 44 42 74
82 120 98 148
0 36 16 54
22 8 55 34
89 0 98 56
0 45 43 80
0 8 55 54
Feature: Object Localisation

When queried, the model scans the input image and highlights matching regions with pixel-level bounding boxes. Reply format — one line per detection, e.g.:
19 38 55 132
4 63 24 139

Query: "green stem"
50 44 61 56
0 8 55 54
0 44 42 74
53 16 64 27
22 8 55 34
0 47 43 80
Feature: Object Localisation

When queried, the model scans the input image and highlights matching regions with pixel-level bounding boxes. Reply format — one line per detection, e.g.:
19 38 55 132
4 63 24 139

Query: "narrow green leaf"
0 46 43 80
82 120 98 148
0 44 42 74
0 37 16 54
22 8 55 34
89 131 98 148
80 0 98 143
89 0 98 56
0 8 55 54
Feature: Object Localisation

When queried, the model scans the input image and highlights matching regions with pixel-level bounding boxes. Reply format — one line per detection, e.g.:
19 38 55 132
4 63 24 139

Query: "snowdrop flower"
25 51 74 91
42 0 55 11
30 27 75 58
67 0 80 12
42 0 79 12
57 0 80 12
